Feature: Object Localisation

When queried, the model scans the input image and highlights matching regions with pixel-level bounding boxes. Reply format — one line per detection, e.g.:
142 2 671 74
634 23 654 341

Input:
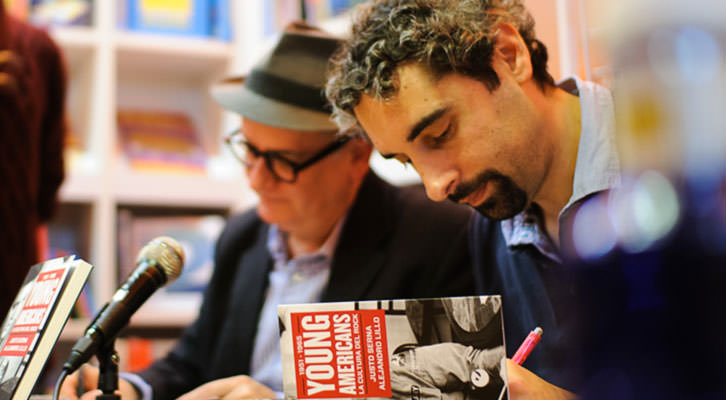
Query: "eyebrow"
275 149 301 157
407 106 450 142
247 140 300 158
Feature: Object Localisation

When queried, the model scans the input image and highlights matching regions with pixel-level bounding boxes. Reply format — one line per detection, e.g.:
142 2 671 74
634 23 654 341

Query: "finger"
504 358 528 395
221 378 276 400
81 366 100 391
80 389 102 400
221 386 250 400
178 379 233 400
58 371 80 400
222 383 276 400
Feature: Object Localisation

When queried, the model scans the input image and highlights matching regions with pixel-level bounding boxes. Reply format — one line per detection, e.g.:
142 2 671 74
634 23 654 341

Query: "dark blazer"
139 172 475 399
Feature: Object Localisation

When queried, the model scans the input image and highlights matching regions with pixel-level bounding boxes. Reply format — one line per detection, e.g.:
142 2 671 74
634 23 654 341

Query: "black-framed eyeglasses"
224 129 351 183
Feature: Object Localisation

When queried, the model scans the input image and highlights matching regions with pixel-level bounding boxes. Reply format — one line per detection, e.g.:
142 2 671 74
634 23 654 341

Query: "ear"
492 22 532 83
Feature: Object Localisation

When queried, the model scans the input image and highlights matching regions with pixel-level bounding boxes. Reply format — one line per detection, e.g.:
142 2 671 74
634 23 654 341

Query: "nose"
246 157 274 192
420 166 458 202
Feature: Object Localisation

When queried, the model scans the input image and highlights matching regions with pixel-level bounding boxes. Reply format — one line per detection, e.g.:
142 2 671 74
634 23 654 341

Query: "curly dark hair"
326 0 555 135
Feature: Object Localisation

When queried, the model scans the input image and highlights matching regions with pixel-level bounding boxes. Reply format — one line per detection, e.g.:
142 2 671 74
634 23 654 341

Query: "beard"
448 169 528 220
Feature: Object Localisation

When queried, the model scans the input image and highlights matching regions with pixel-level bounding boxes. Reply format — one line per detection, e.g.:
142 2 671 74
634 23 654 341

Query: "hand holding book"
0 256 93 400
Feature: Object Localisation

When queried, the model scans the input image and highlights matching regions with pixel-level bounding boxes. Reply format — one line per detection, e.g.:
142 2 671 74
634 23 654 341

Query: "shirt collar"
501 76 620 256
559 76 621 218
266 214 347 267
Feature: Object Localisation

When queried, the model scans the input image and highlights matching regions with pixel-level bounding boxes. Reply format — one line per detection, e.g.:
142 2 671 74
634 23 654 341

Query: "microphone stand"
95 339 120 400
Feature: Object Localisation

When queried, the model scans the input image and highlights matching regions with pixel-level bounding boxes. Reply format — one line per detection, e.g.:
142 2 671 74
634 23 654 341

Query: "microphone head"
137 236 184 283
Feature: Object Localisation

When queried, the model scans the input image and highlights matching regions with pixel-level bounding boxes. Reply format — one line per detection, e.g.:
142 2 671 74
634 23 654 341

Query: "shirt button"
292 273 304 283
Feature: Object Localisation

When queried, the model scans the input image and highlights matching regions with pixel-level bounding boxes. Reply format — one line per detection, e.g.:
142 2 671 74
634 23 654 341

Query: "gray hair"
326 0 553 136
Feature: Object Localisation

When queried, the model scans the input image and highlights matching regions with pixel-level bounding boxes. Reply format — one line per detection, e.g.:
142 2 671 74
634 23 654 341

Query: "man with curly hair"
327 0 619 398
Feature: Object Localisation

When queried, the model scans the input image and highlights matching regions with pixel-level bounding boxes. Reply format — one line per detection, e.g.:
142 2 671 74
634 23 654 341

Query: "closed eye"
381 152 412 166
433 124 452 145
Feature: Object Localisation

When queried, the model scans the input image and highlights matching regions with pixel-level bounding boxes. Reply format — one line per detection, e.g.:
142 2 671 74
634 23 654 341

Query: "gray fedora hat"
211 23 342 132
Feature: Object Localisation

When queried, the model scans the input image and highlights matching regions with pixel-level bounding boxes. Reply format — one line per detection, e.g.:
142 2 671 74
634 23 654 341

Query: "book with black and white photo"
278 295 508 400
0 256 93 400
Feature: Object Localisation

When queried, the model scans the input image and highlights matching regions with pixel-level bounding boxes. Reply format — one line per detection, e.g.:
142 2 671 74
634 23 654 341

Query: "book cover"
125 0 210 37
28 0 93 27
0 256 93 400
116 109 207 174
278 296 508 400
114 336 178 373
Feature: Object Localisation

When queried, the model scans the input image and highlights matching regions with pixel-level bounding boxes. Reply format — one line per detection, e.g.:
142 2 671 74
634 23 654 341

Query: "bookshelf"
47 0 255 337
45 1 427 345
25 0 431 395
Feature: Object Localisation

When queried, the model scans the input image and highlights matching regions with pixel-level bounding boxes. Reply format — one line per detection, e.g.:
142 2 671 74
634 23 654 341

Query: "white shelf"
115 31 232 59
59 312 196 342
115 31 232 82
51 26 99 53
58 172 103 203
129 294 201 327
48 0 250 332
111 170 248 209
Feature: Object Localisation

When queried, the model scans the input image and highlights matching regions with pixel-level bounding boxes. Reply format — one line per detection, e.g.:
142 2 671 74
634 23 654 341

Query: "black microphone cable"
53 369 68 400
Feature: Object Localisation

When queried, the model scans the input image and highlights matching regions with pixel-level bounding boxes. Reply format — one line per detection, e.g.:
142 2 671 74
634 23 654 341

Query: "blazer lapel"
214 224 272 377
322 172 395 301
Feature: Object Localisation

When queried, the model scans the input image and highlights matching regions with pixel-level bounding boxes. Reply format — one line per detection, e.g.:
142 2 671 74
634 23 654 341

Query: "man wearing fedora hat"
62 23 474 400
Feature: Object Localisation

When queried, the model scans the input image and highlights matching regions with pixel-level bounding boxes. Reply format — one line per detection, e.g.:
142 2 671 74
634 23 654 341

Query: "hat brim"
211 77 339 132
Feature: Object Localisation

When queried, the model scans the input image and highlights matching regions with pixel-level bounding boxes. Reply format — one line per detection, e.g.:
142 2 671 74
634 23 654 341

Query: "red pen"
512 326 543 365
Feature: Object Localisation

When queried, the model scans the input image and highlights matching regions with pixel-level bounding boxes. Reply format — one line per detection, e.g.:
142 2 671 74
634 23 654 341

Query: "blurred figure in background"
0 2 67 316
570 1 726 398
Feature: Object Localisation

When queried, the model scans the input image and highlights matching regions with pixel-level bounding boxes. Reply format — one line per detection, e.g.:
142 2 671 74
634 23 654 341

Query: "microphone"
63 236 184 373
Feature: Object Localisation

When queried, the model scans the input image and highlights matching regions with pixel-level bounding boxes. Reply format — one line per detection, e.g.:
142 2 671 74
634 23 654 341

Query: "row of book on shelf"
116 109 208 175
66 107 214 177
46 209 227 320
4 0 232 41
116 210 225 315
7 0 378 44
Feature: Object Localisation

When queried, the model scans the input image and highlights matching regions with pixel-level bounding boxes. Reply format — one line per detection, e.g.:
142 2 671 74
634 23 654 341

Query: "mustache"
448 170 506 202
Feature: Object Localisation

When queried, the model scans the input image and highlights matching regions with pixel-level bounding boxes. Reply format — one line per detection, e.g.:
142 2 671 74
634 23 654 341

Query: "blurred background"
4 0 723 396
3 0 619 338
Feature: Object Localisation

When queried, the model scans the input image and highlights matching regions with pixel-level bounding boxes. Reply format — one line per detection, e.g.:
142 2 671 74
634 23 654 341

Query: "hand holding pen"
506 327 575 399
